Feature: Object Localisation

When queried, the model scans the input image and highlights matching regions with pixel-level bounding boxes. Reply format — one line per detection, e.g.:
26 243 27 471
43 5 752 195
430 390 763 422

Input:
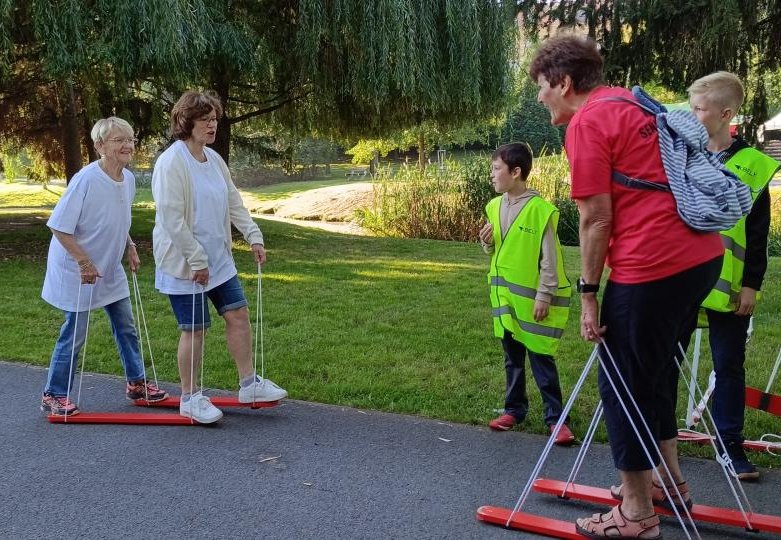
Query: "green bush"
361 152 577 244
360 162 482 241
554 197 580 246
770 189 781 256
0 142 26 183
499 79 563 155
461 156 494 224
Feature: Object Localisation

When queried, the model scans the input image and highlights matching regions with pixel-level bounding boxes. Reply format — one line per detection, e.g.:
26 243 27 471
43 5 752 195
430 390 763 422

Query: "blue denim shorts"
167 275 248 331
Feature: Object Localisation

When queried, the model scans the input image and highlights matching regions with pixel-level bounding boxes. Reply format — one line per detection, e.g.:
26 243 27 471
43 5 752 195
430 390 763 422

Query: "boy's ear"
722 107 736 121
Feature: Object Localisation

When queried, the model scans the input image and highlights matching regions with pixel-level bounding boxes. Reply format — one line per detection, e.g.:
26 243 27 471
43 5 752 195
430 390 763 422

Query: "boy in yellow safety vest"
478 143 575 445
686 71 779 481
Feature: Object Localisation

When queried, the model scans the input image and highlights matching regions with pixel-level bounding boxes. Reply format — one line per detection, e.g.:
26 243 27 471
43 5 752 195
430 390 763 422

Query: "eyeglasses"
196 116 218 124
106 137 138 145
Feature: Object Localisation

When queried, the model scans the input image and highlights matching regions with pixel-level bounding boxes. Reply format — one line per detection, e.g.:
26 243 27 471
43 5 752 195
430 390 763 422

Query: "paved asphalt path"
2 360 778 539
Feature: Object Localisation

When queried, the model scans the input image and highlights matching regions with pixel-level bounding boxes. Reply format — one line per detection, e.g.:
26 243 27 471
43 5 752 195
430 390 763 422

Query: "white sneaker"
179 392 223 424
238 377 288 403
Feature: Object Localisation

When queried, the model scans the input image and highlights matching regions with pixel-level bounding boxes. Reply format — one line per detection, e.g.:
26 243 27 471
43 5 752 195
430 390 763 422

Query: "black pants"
598 256 722 471
501 331 565 426
676 309 752 444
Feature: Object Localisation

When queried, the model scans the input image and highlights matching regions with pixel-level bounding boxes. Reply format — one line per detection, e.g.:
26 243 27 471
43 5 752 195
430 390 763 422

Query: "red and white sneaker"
551 423 576 446
41 394 80 416
126 379 168 402
489 414 518 431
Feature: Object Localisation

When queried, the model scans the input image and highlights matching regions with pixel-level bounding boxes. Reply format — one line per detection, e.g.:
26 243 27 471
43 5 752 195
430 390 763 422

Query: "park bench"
346 168 369 178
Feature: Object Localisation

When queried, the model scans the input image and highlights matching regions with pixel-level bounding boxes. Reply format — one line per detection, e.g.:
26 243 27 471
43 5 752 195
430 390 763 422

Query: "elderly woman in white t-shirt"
152 91 287 424
41 117 168 416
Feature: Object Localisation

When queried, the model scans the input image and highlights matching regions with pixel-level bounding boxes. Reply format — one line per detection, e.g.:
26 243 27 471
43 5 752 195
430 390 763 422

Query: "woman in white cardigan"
152 91 287 424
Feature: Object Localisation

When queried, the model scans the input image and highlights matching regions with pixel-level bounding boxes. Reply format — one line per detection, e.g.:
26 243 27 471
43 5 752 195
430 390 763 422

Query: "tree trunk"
369 150 379 175
417 131 426 171
60 80 83 184
82 113 97 163
211 66 232 165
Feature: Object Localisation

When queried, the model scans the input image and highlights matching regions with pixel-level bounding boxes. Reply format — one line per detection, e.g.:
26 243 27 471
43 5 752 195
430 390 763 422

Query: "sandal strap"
579 505 660 538
652 479 689 496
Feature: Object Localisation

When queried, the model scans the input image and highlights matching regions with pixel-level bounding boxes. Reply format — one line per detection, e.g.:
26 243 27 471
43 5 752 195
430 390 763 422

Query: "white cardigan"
151 142 263 280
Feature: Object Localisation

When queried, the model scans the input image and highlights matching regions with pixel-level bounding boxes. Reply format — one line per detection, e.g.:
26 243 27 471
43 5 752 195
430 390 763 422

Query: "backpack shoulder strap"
612 171 671 192
594 96 657 116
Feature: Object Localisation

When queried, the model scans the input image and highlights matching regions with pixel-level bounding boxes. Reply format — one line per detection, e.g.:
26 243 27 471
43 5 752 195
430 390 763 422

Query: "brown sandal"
576 505 661 539
610 480 693 512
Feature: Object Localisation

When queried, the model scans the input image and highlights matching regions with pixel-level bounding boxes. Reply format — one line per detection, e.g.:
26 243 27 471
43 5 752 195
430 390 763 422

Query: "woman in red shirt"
530 35 723 538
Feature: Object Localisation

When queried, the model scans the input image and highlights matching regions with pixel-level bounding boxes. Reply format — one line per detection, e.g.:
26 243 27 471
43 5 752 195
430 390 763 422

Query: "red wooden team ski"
48 412 199 425
134 395 280 409
677 430 781 453
476 505 584 539
532 478 781 534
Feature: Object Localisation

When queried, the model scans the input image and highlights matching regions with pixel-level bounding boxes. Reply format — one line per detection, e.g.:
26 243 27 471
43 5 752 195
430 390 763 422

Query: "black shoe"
722 440 760 482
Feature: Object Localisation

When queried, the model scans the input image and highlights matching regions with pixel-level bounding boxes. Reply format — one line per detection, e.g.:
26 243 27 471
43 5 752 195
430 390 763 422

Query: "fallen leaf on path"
257 455 282 463
438 437 452 443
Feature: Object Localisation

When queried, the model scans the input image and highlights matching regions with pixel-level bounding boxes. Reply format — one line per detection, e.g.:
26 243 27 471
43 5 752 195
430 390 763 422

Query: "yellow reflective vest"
701 147 779 312
486 195 571 355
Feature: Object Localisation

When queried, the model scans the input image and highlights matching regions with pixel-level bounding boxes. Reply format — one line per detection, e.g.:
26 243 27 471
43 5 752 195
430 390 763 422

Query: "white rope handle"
189 282 197 424
562 400 604 495
253 262 265 380
131 271 160 393
131 272 148 401
506 345 599 526
765 344 781 394
63 283 83 422
598 341 700 540
186 283 207 424
200 288 206 392
74 285 94 411
759 434 781 456
675 343 756 521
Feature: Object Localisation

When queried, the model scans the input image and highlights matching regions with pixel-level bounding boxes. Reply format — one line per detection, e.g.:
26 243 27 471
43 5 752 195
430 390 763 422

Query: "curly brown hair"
529 35 604 93
170 91 224 140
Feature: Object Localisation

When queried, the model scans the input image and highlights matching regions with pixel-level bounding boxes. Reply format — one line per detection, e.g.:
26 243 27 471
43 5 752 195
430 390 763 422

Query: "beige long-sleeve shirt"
481 189 559 303
152 141 264 279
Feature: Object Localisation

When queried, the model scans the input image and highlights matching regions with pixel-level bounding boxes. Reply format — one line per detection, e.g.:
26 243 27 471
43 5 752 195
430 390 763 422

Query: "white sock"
239 374 258 388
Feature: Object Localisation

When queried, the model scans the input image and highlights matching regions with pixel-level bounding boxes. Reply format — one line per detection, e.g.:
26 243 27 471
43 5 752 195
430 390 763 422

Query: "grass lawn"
0 182 65 207
0 199 779 469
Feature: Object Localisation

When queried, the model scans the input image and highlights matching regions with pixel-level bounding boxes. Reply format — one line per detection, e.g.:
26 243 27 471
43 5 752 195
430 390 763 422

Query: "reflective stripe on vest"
720 235 745 262
701 147 779 312
486 195 571 355
491 305 565 338
489 276 571 307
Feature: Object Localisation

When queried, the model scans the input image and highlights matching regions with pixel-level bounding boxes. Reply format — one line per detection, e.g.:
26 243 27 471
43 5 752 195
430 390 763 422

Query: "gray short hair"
91 117 134 144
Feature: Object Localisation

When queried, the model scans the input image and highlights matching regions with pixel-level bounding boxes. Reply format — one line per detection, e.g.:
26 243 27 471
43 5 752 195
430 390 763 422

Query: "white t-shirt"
155 142 237 294
42 161 135 312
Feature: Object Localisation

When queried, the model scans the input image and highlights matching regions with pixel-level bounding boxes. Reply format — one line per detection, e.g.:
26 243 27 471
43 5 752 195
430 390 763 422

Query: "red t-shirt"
566 86 723 284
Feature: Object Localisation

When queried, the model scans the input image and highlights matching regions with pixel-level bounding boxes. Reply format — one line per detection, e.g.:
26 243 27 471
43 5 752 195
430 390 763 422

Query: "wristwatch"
576 277 599 294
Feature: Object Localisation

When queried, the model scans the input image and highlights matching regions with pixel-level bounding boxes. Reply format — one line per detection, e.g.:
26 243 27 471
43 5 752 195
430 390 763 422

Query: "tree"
515 0 781 139
0 0 225 181
296 0 515 168
1 0 517 178
499 77 562 154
